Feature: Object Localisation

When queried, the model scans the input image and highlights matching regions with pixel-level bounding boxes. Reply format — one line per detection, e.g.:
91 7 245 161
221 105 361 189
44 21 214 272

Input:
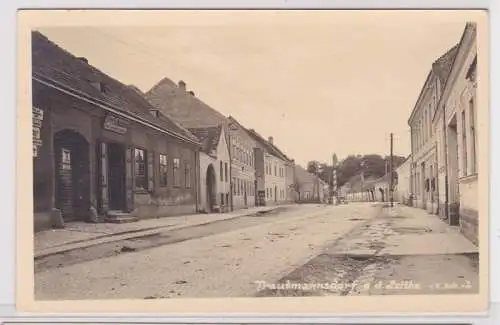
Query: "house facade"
435 23 478 244
409 43 459 215
227 117 257 209
394 155 412 205
32 32 201 231
246 130 293 206
294 165 324 203
188 126 231 213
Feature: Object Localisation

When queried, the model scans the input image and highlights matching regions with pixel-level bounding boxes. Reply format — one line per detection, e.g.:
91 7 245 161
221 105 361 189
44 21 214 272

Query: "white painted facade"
198 127 231 212
263 152 288 205
229 126 256 210
394 156 412 204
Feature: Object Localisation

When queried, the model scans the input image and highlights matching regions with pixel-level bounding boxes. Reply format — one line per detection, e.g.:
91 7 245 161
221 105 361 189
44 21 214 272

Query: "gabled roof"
432 44 460 87
294 165 320 184
31 31 200 145
245 128 292 162
188 125 223 156
145 77 227 129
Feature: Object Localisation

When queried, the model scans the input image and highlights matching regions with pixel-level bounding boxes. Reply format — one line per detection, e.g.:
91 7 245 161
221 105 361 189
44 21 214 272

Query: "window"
462 110 468 176
236 179 240 195
220 193 224 206
159 154 168 187
224 162 228 182
61 148 71 170
173 158 180 187
226 193 229 206
232 178 236 194
470 99 477 174
134 148 147 191
220 161 224 182
184 162 191 188
274 165 277 176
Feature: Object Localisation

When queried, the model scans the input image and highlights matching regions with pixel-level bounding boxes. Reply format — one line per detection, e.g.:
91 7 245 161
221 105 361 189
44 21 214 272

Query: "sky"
36 11 467 167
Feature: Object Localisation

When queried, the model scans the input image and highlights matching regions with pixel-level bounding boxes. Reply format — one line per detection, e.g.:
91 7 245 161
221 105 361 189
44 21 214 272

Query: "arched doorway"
379 187 385 202
206 164 217 212
54 129 90 222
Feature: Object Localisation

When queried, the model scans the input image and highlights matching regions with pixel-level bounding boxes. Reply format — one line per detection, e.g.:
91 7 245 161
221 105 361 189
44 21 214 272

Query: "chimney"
149 109 159 118
178 80 186 92
188 90 195 96
77 57 88 64
268 136 274 144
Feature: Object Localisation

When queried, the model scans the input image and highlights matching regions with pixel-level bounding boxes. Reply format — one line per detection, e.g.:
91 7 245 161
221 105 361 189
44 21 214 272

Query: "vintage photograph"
19 10 488 313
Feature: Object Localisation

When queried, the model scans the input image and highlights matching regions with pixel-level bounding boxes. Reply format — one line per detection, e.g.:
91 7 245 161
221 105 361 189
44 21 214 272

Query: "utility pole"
389 133 394 207
332 154 338 205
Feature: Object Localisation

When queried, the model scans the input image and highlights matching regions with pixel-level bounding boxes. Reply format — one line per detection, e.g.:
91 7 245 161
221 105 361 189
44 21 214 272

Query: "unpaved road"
35 203 479 300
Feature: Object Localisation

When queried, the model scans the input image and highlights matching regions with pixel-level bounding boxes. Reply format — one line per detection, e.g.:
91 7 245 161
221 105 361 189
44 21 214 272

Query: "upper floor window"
470 98 477 174
461 110 468 176
220 161 224 182
224 162 229 182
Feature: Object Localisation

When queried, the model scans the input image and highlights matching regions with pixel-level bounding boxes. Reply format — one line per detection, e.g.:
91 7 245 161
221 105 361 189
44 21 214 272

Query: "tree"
306 160 320 175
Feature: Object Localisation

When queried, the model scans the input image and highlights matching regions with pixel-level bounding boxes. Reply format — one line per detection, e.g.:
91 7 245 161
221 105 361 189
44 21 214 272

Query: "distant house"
246 129 295 206
294 165 325 203
32 31 201 231
394 155 412 205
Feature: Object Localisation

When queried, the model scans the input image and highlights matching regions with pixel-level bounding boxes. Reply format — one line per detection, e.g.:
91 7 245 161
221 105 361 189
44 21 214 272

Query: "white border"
2 0 499 323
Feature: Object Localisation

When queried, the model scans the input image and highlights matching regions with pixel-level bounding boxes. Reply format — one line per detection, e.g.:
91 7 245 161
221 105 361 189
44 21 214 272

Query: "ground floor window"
134 148 147 191
173 158 180 187
159 154 168 187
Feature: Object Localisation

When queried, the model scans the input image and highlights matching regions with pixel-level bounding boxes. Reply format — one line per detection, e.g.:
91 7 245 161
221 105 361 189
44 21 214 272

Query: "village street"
35 203 479 300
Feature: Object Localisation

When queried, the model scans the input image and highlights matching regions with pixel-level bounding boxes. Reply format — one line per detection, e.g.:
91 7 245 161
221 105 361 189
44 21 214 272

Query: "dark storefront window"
159 154 168 187
173 158 180 187
134 148 147 191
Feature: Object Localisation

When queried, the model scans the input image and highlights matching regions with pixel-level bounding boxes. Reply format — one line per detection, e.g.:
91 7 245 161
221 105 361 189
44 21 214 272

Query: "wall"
394 158 412 204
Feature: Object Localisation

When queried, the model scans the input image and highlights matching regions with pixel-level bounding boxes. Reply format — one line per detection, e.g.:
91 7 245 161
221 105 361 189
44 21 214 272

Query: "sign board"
32 107 44 158
103 114 127 134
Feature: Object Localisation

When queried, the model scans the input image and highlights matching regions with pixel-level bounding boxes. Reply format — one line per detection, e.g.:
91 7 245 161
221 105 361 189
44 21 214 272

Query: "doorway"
54 129 90 222
447 115 460 225
206 164 217 212
108 142 126 211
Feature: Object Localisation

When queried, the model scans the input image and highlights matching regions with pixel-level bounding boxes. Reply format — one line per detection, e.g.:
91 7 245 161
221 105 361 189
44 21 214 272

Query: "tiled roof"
432 43 460 87
145 77 227 129
31 31 200 145
294 165 319 184
245 128 291 162
188 125 222 156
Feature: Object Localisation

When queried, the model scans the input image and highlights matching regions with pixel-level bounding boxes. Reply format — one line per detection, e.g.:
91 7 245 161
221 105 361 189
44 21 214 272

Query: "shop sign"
32 107 44 158
103 114 127 134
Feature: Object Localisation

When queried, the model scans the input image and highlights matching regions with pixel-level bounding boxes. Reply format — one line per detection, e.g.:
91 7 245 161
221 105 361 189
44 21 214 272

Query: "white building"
435 23 478 244
189 125 231 213
247 129 292 206
409 43 459 215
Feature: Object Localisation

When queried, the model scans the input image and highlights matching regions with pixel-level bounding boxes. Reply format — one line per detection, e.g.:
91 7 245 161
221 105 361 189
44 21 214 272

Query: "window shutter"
98 141 109 212
125 146 135 212
147 151 154 192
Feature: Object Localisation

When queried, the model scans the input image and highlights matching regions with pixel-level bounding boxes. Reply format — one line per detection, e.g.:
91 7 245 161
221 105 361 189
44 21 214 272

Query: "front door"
108 142 126 211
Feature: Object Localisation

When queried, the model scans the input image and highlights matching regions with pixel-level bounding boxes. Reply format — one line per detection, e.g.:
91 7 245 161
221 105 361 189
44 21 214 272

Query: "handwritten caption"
255 279 473 291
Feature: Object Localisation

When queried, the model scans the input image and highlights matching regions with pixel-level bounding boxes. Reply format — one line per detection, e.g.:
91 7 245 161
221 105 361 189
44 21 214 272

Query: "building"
394 155 412 205
408 42 459 215
188 125 231 213
32 32 201 231
294 165 324 203
145 78 246 210
226 117 259 209
342 173 377 202
246 129 294 206
434 23 478 244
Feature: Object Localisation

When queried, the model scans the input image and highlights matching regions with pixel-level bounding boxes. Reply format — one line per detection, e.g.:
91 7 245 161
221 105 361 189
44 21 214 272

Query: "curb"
35 206 282 259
